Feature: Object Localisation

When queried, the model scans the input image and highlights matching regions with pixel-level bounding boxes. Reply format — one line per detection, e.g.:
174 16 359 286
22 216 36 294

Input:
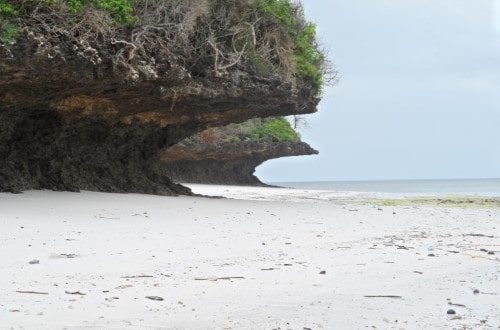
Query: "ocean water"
272 178 500 197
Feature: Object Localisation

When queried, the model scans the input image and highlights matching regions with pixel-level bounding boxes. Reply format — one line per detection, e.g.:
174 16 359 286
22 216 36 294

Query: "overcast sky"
256 0 500 182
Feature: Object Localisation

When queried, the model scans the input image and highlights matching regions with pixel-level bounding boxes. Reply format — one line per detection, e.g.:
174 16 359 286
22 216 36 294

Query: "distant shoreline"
268 178 500 197
186 184 500 208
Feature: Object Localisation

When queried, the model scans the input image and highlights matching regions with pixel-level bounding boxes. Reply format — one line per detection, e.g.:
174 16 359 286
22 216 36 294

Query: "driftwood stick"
16 290 48 295
65 291 86 295
364 295 402 299
463 234 494 238
195 276 245 281
448 302 466 307
121 275 154 279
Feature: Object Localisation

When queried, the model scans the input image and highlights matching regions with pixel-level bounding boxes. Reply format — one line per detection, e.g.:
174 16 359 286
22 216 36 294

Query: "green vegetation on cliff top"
0 0 135 23
200 117 300 144
0 0 330 94
250 117 300 142
258 0 325 91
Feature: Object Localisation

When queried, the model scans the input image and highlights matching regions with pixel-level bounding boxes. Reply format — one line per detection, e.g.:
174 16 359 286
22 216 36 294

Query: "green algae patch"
367 196 500 208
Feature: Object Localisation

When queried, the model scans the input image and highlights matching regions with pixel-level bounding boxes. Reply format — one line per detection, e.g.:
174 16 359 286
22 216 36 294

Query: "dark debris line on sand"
16 291 48 295
194 276 245 281
121 275 154 279
364 295 403 299
146 296 164 301
65 291 86 296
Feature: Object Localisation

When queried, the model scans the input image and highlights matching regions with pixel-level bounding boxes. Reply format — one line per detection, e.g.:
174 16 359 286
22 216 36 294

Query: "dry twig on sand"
121 275 154 279
364 295 402 299
16 291 48 295
65 291 86 295
463 234 495 238
195 277 245 281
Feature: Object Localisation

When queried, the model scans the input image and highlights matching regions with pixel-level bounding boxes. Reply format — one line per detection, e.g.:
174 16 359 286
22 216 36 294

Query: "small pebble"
29 260 40 265
447 309 456 315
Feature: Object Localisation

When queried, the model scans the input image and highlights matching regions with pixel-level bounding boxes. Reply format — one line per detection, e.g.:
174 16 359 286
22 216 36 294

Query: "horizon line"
269 177 500 184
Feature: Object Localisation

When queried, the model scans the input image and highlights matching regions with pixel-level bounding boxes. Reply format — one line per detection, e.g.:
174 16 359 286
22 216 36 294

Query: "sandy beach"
1 185 499 329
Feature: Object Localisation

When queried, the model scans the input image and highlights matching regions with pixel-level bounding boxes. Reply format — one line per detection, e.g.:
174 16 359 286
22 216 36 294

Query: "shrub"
0 0 16 43
0 0 136 42
0 0 136 24
228 135 241 143
0 0 16 16
0 19 16 42
199 117 301 144
250 117 300 142
0 0 333 93
93 0 136 24
257 0 326 93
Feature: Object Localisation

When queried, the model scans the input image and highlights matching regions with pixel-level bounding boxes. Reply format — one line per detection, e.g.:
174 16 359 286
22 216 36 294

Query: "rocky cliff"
162 120 318 185
0 0 328 194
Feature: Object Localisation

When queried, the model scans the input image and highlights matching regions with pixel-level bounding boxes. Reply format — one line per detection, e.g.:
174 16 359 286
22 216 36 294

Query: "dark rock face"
0 29 319 194
162 140 318 186
0 106 191 194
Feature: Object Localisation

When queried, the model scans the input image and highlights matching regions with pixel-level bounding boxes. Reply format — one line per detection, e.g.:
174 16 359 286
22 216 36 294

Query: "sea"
272 178 500 197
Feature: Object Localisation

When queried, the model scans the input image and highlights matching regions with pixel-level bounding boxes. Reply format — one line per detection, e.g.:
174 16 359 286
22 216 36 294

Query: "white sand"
0 186 498 329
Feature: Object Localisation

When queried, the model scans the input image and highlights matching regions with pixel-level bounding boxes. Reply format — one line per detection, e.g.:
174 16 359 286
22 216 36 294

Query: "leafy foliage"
0 0 16 42
0 19 16 42
196 117 301 145
257 0 325 92
1 0 332 94
0 0 16 16
250 117 300 142
1 0 136 42
257 0 294 26
89 0 136 24
0 0 136 24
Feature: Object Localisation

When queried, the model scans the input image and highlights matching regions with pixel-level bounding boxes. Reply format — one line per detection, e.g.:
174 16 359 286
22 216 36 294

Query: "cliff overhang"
162 140 318 186
0 29 318 194
0 1 325 194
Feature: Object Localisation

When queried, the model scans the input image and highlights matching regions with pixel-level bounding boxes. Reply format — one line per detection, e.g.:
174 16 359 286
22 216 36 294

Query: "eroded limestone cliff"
162 120 318 185
0 1 327 194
